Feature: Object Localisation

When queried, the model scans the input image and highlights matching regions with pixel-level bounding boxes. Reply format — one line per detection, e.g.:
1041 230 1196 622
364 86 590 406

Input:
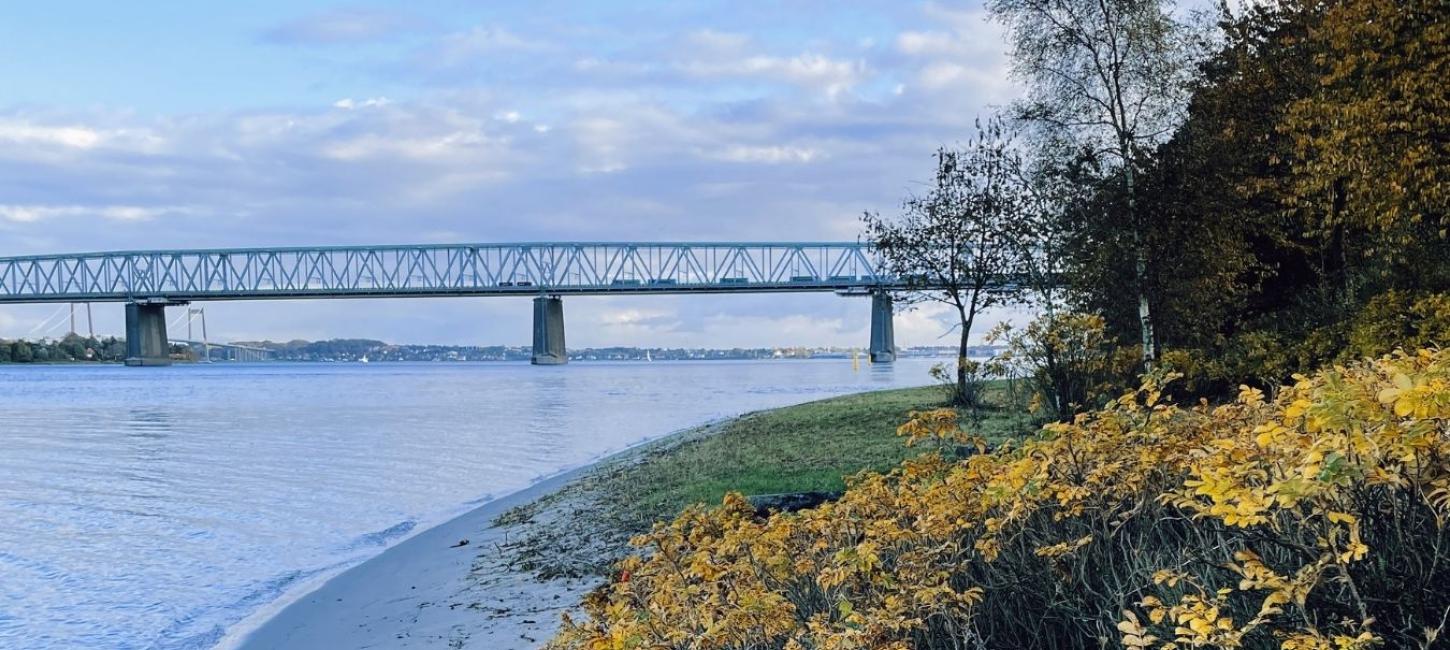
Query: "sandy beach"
226 420 730 650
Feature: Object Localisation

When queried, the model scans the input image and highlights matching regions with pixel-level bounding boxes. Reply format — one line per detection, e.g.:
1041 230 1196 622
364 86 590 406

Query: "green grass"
597 382 1032 528
494 381 1037 578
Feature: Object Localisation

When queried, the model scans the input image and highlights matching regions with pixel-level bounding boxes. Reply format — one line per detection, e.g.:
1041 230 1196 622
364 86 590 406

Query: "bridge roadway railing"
0 243 899 303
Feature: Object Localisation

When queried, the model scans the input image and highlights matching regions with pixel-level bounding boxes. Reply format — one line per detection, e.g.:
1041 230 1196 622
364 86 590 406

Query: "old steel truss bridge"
0 243 905 367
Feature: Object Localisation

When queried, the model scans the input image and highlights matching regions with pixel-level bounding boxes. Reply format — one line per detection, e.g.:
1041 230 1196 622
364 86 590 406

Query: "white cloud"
700 313 850 346
320 130 496 162
571 116 631 173
0 121 104 149
891 5 1014 101
675 30 864 97
572 57 651 76
432 25 548 66
686 29 751 52
0 118 168 158
709 145 820 164
896 4 1002 60
680 53 866 98
333 97 391 110
919 62 970 89
595 307 679 328
896 30 959 57
0 204 180 224
567 104 696 174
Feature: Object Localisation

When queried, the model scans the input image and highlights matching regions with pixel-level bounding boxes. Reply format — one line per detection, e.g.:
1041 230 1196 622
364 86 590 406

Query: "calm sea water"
0 359 935 649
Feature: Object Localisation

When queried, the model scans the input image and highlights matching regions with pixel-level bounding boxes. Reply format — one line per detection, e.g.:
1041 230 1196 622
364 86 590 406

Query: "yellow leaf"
1394 399 1415 418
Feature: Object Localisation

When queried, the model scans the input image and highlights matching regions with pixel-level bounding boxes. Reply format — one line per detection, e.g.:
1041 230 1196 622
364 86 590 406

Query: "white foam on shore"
215 415 736 650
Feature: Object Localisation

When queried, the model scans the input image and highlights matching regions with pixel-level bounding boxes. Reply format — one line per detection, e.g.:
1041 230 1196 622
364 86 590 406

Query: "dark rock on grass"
746 491 842 518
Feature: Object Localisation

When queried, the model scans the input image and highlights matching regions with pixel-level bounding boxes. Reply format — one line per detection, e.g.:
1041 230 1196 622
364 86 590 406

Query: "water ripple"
0 359 934 649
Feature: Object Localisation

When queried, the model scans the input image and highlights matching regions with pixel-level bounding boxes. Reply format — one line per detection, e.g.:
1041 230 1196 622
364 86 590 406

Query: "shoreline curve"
219 417 731 650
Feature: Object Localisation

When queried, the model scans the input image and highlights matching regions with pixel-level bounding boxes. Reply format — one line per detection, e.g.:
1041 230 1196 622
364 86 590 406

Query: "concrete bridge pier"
531 296 567 365
869 291 896 363
124 302 173 367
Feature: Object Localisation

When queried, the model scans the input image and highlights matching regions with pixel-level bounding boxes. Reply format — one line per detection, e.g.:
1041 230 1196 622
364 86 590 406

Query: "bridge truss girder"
0 243 897 303
0 242 943 367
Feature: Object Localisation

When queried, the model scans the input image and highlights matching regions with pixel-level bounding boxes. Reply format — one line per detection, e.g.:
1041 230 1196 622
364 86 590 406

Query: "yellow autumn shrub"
1344 291 1450 360
552 348 1450 649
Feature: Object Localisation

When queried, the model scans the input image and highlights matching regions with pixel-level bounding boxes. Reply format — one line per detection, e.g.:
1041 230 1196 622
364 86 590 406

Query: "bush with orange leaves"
551 348 1450 649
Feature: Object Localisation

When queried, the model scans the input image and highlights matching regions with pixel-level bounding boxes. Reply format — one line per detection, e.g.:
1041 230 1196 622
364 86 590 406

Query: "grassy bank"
605 383 1025 522
493 383 1032 579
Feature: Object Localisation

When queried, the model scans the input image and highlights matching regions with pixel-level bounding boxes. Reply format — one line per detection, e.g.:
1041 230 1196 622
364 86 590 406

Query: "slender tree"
863 117 1030 406
988 0 1200 370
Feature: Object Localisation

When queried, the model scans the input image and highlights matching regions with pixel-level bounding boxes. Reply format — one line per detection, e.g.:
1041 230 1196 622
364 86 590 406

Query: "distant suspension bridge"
20 302 275 362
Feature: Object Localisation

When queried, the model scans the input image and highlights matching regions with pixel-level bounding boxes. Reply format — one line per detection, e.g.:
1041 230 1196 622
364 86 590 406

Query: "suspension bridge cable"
167 309 193 331
24 304 70 337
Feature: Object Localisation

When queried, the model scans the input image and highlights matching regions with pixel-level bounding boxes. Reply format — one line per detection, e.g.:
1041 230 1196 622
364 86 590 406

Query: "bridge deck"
170 339 274 353
0 242 901 304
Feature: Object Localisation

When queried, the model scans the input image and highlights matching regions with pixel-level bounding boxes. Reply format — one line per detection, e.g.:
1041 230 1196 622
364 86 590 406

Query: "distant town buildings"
0 335 1004 364
237 339 1005 363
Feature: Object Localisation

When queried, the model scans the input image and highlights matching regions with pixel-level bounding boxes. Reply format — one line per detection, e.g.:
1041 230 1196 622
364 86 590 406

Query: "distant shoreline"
2 334 1003 365
0 353 992 366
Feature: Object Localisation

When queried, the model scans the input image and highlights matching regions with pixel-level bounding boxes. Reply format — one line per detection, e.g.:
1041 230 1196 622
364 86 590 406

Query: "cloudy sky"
0 1 1027 347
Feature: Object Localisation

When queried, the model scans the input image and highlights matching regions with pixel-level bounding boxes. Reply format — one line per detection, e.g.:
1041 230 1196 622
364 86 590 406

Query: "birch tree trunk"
1124 159 1156 370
